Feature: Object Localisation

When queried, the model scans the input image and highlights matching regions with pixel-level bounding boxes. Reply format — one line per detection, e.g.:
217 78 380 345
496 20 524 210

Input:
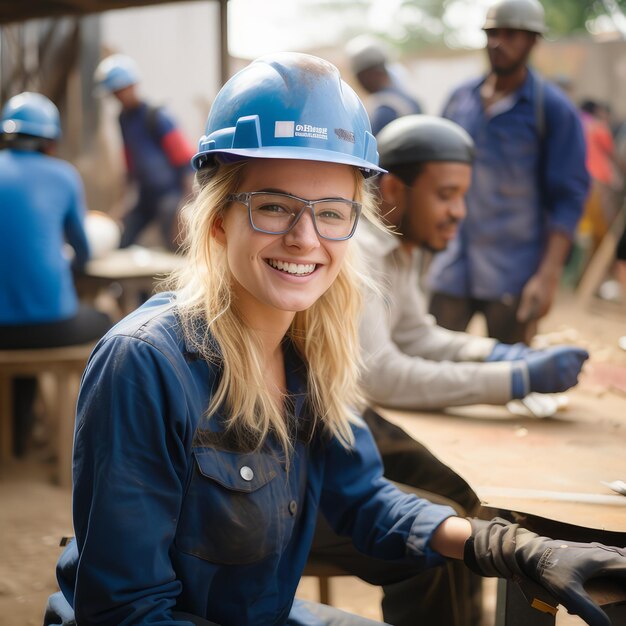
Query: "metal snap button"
288 500 298 516
240 466 254 481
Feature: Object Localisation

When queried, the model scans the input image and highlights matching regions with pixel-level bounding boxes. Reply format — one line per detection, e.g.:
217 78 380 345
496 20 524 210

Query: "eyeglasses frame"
227 191 362 241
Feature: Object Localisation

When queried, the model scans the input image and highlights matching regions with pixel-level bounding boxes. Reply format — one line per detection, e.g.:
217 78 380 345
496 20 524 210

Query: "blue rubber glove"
486 342 536 362
511 346 589 398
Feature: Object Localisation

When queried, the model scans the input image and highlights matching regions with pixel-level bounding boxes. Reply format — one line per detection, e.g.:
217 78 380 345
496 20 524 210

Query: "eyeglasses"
228 192 361 241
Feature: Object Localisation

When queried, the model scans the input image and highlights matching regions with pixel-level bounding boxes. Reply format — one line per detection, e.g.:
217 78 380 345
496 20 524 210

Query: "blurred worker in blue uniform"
93 54 195 250
428 0 589 344
346 35 422 136
0 92 111 455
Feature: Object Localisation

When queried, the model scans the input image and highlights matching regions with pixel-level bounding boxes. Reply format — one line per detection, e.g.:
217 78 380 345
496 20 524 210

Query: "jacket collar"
473 65 537 105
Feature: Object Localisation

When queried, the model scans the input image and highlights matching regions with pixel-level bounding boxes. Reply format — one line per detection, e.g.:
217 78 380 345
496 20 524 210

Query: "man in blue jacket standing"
428 0 589 344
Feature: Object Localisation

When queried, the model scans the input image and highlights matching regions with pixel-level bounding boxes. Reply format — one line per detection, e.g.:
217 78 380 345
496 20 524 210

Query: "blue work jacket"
0 149 90 324
119 102 192 197
56 292 455 625
428 69 589 300
369 84 423 136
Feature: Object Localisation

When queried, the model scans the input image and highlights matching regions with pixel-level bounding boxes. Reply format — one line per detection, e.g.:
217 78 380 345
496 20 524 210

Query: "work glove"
510 346 589 398
486 342 536 362
464 518 626 626
525 346 589 393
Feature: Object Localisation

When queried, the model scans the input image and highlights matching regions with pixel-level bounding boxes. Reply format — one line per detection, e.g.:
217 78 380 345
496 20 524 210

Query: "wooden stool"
0 343 94 487
302 558 351 606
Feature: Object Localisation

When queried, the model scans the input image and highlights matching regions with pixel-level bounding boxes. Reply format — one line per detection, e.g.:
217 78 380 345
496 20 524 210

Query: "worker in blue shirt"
0 92 111 455
93 54 195 251
428 0 590 344
44 54 625 626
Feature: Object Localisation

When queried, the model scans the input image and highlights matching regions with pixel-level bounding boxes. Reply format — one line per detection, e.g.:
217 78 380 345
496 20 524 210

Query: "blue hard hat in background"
1 92 61 140
193 52 383 177
93 54 140 95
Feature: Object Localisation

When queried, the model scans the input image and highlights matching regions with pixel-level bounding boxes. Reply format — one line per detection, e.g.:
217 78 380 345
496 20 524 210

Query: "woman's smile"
265 258 318 276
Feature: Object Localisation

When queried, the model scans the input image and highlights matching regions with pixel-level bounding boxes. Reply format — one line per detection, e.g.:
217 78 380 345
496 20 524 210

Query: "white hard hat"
483 0 547 34
345 35 389 75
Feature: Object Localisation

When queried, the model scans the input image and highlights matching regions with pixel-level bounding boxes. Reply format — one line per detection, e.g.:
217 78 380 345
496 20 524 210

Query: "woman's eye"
257 203 290 214
317 210 344 220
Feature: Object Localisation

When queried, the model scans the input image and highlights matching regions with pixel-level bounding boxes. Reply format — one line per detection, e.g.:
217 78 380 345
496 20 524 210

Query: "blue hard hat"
93 54 139 94
1 92 61 140
193 52 383 177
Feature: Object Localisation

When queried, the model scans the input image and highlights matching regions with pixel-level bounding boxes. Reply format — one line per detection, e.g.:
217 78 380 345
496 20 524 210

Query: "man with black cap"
359 114 587 415
309 114 588 626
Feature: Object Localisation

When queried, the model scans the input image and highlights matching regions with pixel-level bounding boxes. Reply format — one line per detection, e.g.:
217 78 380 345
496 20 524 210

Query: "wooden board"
378 386 626 532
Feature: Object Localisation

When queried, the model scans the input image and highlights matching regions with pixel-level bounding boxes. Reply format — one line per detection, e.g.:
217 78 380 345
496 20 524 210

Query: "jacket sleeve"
62 164 91 269
71 334 195 625
441 83 468 120
319 418 456 570
359 257 513 409
542 89 590 237
155 108 195 175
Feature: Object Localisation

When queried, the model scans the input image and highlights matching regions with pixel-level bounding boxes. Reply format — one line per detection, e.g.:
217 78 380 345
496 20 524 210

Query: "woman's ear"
212 216 227 246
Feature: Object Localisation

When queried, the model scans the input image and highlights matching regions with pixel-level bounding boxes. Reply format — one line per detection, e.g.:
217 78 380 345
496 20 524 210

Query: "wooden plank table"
379 388 626 533
378 385 626 624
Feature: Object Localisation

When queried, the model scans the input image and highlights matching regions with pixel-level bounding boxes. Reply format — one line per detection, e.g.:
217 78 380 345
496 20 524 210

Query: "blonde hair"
171 160 381 459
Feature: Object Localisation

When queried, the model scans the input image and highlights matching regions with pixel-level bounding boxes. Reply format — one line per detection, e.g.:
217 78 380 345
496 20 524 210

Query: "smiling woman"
43 51 626 626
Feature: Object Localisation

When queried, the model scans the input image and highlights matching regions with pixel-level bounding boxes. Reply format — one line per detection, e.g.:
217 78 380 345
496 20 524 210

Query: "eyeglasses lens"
249 193 357 240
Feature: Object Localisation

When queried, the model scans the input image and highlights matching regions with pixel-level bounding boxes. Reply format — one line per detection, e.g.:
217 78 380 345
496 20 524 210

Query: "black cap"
377 115 475 170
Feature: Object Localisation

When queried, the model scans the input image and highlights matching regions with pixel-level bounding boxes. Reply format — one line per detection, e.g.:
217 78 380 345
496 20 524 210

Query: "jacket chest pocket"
176 447 287 565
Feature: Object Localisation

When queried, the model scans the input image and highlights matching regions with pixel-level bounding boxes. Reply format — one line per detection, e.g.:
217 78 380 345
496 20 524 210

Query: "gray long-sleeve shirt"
357 224 515 409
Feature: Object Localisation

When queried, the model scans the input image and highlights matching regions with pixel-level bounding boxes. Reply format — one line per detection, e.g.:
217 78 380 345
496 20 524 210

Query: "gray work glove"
464 517 626 626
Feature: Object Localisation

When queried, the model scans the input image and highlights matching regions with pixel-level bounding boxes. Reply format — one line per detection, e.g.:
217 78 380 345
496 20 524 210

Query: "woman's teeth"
268 259 316 275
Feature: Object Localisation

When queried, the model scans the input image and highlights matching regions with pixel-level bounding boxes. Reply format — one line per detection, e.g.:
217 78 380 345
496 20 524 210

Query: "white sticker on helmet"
275 121 295 138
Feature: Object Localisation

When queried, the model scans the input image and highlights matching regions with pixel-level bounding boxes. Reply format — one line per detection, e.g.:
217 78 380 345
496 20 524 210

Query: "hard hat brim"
483 20 547 33
1 119 59 140
192 146 386 177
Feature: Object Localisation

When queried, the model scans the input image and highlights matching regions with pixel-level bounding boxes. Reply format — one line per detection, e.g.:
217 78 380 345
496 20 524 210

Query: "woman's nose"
283 208 320 249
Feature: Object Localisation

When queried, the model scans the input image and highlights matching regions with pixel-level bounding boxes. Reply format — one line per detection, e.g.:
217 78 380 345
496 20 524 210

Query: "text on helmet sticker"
274 121 328 141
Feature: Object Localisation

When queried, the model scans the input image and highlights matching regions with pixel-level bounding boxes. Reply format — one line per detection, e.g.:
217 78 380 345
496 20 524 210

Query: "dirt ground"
1 289 624 626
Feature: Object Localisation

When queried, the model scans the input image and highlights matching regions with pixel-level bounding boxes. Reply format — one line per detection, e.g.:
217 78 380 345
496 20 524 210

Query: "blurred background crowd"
3 0 626 298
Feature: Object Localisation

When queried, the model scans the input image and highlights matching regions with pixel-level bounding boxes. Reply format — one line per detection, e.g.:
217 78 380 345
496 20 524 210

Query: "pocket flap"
193 448 278 493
